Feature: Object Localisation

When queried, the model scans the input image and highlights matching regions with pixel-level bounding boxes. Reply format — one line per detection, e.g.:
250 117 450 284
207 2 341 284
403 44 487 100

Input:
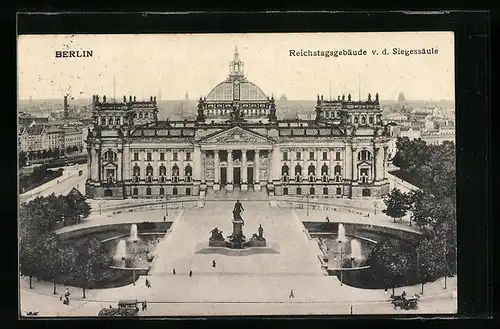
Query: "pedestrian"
144 300 147 311
212 260 216 268
145 278 150 288
64 288 70 298
326 216 330 223
289 289 295 299
189 270 192 277
163 216 166 222
173 268 176 275
141 301 145 311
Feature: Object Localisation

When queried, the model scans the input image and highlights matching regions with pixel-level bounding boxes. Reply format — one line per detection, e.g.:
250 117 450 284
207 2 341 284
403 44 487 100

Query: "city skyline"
18 32 454 101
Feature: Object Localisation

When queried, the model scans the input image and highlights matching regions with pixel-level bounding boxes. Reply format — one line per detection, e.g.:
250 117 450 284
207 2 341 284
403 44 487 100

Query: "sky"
18 32 455 101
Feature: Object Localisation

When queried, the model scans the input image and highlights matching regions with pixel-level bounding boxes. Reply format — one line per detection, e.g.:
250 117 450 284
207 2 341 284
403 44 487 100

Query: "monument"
208 200 267 249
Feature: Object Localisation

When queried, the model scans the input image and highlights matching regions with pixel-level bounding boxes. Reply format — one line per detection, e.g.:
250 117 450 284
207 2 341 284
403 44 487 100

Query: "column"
200 150 206 183
241 149 248 191
123 144 130 181
214 150 220 184
373 148 378 181
271 145 281 182
97 148 102 181
329 149 335 179
90 148 98 181
166 150 171 180
227 149 233 190
254 150 260 185
377 146 385 181
179 150 185 180
345 145 352 181
316 149 321 179
117 150 123 181
383 146 389 179
193 146 202 182
87 148 92 180
351 146 357 182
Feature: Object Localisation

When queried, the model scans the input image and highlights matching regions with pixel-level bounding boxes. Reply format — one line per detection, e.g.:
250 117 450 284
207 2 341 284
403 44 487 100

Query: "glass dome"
206 80 268 101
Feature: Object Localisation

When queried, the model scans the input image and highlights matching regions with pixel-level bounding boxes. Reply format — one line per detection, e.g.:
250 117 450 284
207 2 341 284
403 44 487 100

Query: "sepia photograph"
18 31 457 317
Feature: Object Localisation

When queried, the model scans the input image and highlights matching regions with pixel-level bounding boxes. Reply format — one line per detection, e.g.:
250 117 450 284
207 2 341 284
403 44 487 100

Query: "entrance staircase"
205 186 269 201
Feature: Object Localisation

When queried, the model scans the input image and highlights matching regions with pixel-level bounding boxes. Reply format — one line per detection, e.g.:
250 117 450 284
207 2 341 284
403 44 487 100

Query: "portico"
199 126 276 192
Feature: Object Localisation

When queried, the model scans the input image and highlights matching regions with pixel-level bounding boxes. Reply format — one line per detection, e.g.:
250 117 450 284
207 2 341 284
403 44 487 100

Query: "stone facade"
85 49 391 200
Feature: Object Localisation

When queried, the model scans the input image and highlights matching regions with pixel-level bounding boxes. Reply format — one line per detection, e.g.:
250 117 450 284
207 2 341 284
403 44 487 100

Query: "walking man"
189 270 193 277
289 289 295 299
212 260 216 268
326 216 330 223
173 268 176 275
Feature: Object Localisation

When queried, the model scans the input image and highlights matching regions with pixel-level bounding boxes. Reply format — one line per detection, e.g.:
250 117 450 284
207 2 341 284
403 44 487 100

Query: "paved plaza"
20 200 457 317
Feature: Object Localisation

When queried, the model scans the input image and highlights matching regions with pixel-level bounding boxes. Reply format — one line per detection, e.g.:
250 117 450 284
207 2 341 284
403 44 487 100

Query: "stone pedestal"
225 183 234 191
213 183 220 191
232 219 244 236
254 183 261 191
241 183 248 191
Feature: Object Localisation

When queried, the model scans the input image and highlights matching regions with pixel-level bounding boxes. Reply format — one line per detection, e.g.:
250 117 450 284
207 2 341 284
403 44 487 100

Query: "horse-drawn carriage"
390 294 420 310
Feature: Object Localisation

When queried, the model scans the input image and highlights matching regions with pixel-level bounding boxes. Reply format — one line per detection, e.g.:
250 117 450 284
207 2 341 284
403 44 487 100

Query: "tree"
367 239 412 295
19 151 27 167
409 190 435 228
382 188 412 223
66 146 72 154
415 237 447 294
19 235 43 289
73 236 111 298
66 188 92 223
38 233 62 294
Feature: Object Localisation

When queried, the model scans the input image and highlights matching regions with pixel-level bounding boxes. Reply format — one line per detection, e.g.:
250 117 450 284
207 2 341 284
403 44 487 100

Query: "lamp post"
338 240 344 286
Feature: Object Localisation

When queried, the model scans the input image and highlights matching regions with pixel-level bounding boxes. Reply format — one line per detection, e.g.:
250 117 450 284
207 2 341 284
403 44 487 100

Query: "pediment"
200 126 273 145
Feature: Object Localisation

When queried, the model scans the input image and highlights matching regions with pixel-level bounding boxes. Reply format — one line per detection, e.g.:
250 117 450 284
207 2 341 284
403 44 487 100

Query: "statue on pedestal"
209 227 224 242
233 199 244 223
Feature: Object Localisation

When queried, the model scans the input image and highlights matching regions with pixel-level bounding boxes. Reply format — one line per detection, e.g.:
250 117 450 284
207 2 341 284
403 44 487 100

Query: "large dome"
206 80 268 102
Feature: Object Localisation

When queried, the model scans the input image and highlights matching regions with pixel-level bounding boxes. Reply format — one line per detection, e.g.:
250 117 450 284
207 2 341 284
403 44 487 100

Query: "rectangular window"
335 152 341 161
186 152 191 161
282 152 288 161
296 152 301 160
296 187 302 195
310 187 315 195
336 187 342 195
186 188 191 196
160 152 165 161
146 187 151 195
104 189 113 197
173 187 178 195
323 187 328 195
173 152 178 161
133 188 138 195
309 152 315 160
133 152 139 161
283 187 288 195
160 187 165 195
147 153 152 161
322 152 328 160
362 188 371 197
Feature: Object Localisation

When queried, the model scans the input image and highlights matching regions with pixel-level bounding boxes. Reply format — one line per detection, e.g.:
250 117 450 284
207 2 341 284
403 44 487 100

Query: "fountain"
337 223 346 242
129 224 139 243
350 239 362 261
114 239 127 263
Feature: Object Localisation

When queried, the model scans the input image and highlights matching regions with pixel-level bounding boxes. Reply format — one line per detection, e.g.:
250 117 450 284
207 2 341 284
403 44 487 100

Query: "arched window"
133 165 140 182
101 117 106 125
334 165 342 182
104 150 117 162
358 150 372 161
172 165 179 176
308 165 316 175
108 117 113 125
159 165 166 176
361 116 366 124
146 165 153 176
281 165 289 176
139 112 143 118
369 117 374 124
115 117 121 125
159 165 166 182
354 116 359 124
321 164 329 176
334 165 342 176
295 165 302 176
